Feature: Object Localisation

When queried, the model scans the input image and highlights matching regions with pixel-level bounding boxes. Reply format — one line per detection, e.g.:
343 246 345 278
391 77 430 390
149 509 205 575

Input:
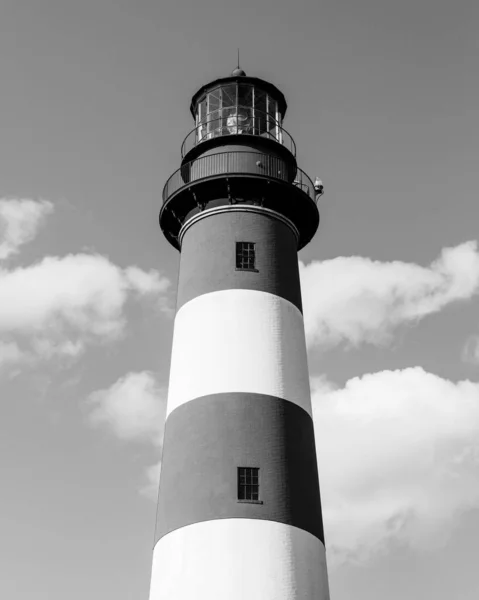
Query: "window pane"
197 98 205 123
267 96 278 140
254 89 266 112
221 84 236 108
236 242 256 270
238 467 259 501
254 89 267 135
207 109 221 138
267 96 277 118
207 90 220 114
196 98 206 141
238 84 253 109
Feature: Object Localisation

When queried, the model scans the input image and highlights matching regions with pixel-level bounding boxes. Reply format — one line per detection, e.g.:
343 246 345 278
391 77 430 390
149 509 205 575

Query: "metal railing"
181 107 296 157
162 151 316 205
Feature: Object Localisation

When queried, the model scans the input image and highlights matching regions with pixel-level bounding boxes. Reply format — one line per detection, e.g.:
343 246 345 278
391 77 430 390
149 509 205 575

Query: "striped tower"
149 67 329 600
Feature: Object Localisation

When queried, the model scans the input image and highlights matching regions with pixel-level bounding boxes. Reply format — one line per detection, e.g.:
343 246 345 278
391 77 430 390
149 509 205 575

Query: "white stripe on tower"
166 288 313 418
150 520 329 600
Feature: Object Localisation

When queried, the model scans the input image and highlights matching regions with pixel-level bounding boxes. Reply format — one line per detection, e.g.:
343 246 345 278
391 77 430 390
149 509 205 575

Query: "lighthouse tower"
149 68 330 600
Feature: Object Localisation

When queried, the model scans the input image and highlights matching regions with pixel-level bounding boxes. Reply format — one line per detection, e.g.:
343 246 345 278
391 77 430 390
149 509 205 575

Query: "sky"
1 0 479 598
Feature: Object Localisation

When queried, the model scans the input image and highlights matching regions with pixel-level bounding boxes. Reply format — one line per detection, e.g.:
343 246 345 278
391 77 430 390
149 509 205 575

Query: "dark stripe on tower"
177 209 303 312
154 393 325 545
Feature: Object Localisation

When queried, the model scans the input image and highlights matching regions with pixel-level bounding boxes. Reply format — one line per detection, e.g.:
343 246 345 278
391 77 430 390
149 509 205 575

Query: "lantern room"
182 69 293 159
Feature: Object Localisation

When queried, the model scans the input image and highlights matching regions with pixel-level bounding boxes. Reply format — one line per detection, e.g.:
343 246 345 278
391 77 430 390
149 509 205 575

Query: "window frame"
237 467 262 504
235 241 257 272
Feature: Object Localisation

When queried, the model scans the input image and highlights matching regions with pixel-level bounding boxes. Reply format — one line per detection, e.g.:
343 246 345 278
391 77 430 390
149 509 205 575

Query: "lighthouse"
149 67 330 600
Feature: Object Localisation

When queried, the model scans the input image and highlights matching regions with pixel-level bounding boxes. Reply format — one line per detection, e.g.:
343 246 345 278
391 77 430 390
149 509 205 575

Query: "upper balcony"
163 150 315 206
181 107 296 159
160 150 320 251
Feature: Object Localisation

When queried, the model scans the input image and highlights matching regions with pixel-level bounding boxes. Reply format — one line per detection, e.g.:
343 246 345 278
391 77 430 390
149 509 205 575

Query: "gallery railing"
163 150 316 205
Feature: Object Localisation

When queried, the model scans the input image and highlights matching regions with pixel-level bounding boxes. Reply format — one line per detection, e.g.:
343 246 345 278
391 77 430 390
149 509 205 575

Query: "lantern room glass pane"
221 84 236 108
197 98 207 141
222 84 252 134
204 89 220 138
208 110 221 138
267 96 278 141
254 89 267 136
207 89 220 115
238 84 253 109
199 98 207 122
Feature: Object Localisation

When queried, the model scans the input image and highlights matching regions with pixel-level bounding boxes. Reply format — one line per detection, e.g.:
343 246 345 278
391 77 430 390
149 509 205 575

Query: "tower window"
236 242 256 271
238 467 260 501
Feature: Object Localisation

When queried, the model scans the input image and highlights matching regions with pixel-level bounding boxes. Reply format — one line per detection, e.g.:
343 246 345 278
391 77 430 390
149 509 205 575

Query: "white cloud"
0 198 53 260
140 460 162 501
89 372 165 498
312 367 479 565
0 253 169 335
0 198 172 367
88 371 166 445
31 338 84 360
125 266 168 295
0 253 170 364
462 335 479 364
300 241 479 348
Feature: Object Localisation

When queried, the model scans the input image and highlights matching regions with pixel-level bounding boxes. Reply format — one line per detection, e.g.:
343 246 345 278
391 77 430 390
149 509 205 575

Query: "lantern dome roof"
231 67 246 76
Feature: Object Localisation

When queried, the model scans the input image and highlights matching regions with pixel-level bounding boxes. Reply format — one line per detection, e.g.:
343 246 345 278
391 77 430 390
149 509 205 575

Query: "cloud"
88 372 166 497
0 198 172 367
462 335 479 364
86 370 169 500
140 460 162 501
0 340 26 365
0 198 53 260
0 253 170 364
0 253 170 335
88 371 166 445
300 241 479 348
124 266 168 295
312 367 479 565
